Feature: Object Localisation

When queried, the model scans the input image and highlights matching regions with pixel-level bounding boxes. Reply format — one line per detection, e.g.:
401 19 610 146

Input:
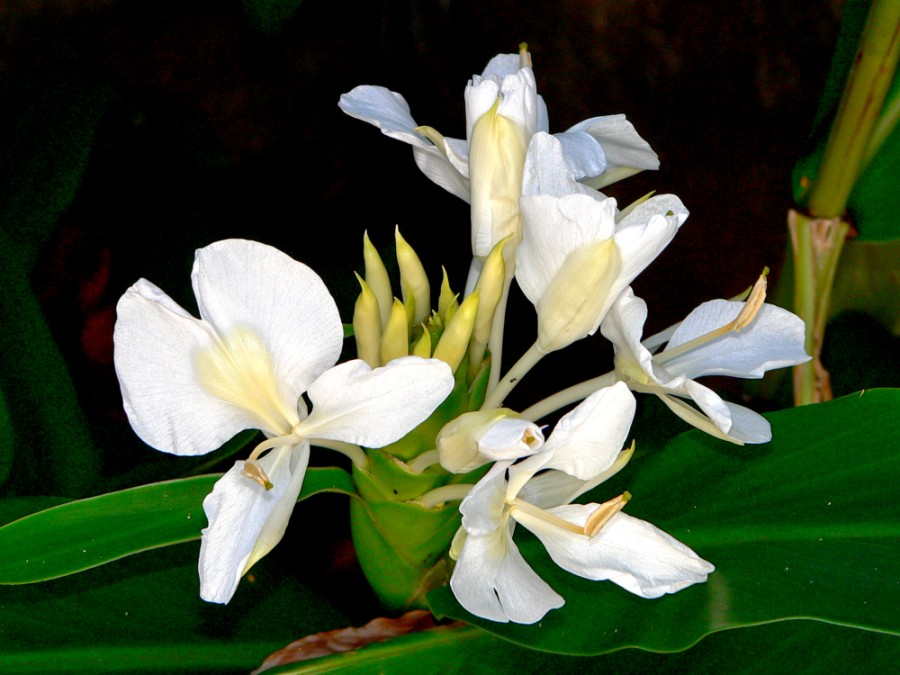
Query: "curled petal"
567 115 660 175
450 524 564 624
519 508 714 598
459 461 510 535
300 357 454 448
199 444 309 603
114 279 259 455
338 85 428 147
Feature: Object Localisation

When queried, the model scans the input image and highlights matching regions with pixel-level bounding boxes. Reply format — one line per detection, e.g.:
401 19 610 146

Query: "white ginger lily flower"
601 278 810 444
114 239 454 603
449 383 714 624
516 132 688 353
338 47 658 263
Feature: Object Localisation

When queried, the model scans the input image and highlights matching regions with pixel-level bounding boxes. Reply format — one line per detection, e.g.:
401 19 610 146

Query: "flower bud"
469 236 509 372
432 290 479 373
363 231 392 329
396 227 430 325
380 298 410 364
352 273 382 368
438 267 460 324
437 409 544 473
412 327 432 358
536 239 623 353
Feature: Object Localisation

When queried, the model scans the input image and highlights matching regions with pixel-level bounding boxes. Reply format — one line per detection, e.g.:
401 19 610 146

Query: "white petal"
517 193 617 305
299 357 454 447
664 301 810 379
521 132 593 198
114 279 258 455
450 524 564 624
567 115 659 172
192 240 343 398
508 383 635 497
601 288 669 385
519 508 714 598
553 130 608 182
412 145 472 203
611 195 687 300
720 402 772 443
459 461 509 535
338 85 429 147
683 380 734 433
199 444 309 603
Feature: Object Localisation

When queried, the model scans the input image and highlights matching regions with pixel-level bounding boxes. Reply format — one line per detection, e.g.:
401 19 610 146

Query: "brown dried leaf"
253 610 440 673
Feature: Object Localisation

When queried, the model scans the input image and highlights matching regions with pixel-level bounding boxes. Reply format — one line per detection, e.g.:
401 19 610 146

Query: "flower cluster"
113 46 810 624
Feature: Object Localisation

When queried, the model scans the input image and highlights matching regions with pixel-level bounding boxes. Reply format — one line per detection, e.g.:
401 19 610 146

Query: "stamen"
508 499 585 536
247 434 302 462
519 42 532 68
654 269 768 365
584 491 631 537
241 460 273 491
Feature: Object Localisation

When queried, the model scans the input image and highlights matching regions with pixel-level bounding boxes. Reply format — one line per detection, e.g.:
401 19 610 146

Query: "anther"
732 268 768 332
242 460 273 491
519 42 532 69
584 491 632 537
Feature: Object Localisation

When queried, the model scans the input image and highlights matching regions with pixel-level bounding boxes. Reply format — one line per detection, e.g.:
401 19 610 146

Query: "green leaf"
429 389 900 654
263 619 900 674
0 467 354 584
0 541 348 673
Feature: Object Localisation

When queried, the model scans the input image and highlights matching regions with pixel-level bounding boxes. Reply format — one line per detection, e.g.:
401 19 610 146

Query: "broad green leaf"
0 541 348 674
429 389 900 654
263 619 900 674
0 467 354 584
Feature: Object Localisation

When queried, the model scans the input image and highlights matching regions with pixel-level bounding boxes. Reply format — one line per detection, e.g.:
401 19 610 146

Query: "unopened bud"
432 290 479 373
412 328 432 358
469 236 509 371
438 267 460 324
363 231 392 329
352 273 382 368
437 409 544 473
536 239 622 353
380 298 410 364
396 228 431 324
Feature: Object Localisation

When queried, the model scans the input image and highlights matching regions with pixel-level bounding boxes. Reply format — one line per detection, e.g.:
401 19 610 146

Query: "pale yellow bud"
537 239 623 353
380 298 410 364
438 267 459 324
363 231 392 330
396 227 431 324
436 409 543 473
469 98 529 259
433 290 479 373
469 236 509 372
352 273 383 368
412 327 432 358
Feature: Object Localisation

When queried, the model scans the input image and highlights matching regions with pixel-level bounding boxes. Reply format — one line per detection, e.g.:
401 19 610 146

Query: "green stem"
480 341 545 410
791 0 900 405
519 371 618 421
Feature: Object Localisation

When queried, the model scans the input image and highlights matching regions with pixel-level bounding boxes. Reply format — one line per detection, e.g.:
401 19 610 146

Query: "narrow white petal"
412 145 472 203
199 444 309 603
300 357 454 447
520 508 714 598
683 380 734 433
192 240 343 399
664 301 810 379
338 85 429 147
601 289 663 385
720 402 772 443
114 279 258 455
450 524 564 624
656 393 742 444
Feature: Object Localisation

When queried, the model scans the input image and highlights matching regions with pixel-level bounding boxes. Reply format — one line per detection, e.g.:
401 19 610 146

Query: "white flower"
601 281 810 444
516 133 688 353
338 48 658 261
449 383 714 624
436 409 544 474
114 239 454 603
